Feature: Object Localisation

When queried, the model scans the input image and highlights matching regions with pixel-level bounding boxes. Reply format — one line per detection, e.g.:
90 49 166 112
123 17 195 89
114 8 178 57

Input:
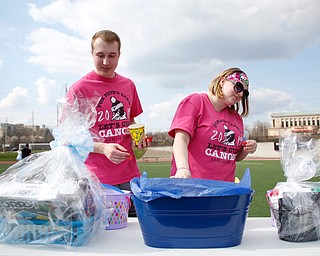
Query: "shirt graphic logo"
110 96 127 120
222 125 235 146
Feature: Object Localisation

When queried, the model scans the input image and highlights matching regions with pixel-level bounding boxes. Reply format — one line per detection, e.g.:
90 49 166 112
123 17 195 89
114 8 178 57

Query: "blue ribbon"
50 125 93 162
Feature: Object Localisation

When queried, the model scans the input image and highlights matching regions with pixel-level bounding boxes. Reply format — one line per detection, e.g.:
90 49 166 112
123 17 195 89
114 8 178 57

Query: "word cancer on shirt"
205 148 237 161
98 127 129 138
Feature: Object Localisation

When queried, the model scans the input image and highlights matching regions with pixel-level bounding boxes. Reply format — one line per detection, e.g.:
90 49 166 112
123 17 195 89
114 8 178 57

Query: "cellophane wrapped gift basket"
0 98 109 247
267 132 320 242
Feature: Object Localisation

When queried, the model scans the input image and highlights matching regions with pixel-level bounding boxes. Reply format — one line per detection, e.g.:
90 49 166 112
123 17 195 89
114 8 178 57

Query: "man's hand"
94 142 131 164
133 136 152 149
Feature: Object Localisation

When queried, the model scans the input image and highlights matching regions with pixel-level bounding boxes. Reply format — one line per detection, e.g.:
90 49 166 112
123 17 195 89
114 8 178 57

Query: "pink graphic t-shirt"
168 93 245 182
67 71 143 185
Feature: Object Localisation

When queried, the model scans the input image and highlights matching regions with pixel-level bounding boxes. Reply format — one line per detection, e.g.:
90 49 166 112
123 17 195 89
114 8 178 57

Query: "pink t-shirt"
168 93 244 182
67 71 143 185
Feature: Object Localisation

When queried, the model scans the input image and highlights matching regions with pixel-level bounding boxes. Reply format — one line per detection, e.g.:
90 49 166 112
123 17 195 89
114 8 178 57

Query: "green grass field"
1 151 319 217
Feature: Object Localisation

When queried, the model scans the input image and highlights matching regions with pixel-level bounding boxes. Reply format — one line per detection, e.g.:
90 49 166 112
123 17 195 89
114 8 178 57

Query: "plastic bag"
267 131 320 242
280 131 320 182
278 191 320 242
0 97 109 247
131 168 252 202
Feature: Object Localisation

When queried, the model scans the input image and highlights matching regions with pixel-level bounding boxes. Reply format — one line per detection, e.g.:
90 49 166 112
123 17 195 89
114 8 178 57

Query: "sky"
1 0 320 133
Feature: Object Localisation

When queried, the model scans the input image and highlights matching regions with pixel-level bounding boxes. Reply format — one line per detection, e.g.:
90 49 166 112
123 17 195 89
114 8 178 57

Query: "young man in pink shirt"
67 30 147 216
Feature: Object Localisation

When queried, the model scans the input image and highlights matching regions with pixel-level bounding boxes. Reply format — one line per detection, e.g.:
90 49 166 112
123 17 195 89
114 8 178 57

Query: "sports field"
138 159 320 217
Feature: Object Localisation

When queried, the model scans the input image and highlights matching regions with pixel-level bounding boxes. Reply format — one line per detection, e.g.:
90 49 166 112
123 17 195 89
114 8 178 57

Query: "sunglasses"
226 79 249 99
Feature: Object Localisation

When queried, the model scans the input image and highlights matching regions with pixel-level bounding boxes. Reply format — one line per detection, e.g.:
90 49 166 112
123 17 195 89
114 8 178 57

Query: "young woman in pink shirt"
169 68 257 182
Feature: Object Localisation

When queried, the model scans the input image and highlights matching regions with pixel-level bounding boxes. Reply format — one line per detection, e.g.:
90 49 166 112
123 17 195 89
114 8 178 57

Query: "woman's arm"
172 129 191 178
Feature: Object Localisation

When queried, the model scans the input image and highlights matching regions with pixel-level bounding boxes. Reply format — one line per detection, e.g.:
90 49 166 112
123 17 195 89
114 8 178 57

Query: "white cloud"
250 88 299 115
0 87 28 109
234 87 307 128
0 59 3 69
7 0 318 130
25 0 320 83
145 93 188 131
28 1 74 24
26 28 91 75
35 77 59 105
245 88 304 128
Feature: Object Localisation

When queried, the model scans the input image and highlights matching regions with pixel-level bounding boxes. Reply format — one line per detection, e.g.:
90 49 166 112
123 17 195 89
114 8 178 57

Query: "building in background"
0 123 53 151
268 112 320 137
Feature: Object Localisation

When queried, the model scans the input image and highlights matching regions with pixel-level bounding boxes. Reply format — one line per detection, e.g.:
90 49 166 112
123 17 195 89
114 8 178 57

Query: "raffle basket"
0 97 109 247
266 132 320 242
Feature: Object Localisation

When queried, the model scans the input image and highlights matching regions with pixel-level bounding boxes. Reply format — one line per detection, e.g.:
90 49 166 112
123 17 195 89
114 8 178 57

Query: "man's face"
92 38 120 78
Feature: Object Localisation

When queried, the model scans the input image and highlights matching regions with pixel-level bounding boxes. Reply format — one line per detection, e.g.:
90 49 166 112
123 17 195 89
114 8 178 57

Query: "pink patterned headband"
226 72 249 87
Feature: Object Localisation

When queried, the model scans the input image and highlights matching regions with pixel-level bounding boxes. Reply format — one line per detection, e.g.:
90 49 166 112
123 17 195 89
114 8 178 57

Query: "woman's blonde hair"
208 67 249 117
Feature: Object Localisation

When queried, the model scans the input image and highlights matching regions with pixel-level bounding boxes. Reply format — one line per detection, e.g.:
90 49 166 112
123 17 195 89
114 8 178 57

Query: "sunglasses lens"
232 81 249 98
234 82 244 93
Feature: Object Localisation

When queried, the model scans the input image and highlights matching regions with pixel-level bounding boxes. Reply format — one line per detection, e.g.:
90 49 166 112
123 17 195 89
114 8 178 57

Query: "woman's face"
220 77 247 105
92 38 120 78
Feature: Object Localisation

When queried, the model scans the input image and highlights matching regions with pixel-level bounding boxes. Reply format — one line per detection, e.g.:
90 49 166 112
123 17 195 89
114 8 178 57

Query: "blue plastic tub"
132 192 253 248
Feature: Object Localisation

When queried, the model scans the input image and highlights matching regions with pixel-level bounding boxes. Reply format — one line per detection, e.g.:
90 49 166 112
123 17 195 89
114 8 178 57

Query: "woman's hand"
94 142 131 164
171 168 191 178
242 140 257 154
236 139 257 161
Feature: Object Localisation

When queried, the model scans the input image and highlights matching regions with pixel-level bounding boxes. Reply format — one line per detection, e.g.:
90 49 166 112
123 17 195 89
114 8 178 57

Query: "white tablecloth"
0 218 318 256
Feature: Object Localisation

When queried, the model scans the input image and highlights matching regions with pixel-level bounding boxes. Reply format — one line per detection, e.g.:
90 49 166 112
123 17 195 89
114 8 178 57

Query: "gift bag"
267 132 320 242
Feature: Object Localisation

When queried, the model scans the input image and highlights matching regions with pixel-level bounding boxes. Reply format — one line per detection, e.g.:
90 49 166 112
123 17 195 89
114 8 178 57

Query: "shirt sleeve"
130 85 143 119
168 94 200 138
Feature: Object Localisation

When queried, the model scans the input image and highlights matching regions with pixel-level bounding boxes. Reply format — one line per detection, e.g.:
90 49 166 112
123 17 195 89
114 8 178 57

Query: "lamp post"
32 111 35 147
5 118 7 151
56 84 68 127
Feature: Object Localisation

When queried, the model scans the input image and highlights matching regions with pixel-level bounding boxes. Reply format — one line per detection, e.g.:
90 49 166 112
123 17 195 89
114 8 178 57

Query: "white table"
0 218 318 256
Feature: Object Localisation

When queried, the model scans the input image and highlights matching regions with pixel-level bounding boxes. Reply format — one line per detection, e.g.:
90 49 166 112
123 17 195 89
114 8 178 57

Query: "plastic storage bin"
102 185 131 230
132 192 253 248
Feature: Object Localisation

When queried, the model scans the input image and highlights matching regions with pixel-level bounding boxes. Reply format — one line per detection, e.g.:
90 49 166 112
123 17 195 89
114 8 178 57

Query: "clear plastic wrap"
0 98 109 246
280 131 320 181
267 131 320 242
